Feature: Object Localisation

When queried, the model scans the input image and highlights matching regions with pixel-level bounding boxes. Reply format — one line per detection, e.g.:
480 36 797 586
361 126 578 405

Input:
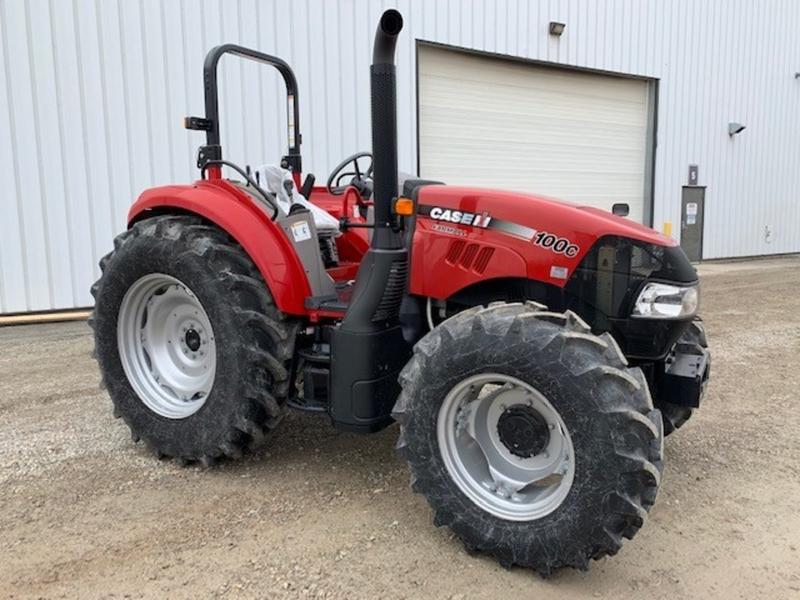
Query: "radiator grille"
445 240 466 264
444 240 494 274
474 247 494 273
460 244 479 270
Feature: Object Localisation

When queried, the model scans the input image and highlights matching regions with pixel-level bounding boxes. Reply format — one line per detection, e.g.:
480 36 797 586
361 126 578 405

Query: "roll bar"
186 44 303 175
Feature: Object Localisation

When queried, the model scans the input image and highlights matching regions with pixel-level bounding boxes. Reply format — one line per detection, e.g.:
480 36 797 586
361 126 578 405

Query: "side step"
305 281 356 315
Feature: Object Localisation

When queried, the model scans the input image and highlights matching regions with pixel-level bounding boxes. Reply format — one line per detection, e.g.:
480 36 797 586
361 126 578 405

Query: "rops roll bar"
185 44 302 175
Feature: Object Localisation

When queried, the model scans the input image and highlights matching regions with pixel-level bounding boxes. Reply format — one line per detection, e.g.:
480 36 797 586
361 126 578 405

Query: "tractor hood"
416 186 674 249
410 185 695 295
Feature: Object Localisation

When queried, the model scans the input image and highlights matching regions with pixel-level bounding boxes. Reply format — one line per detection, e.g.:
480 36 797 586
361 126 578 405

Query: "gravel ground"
1 256 799 599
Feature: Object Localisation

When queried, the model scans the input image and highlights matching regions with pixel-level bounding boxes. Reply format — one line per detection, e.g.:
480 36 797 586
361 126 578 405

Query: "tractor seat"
255 164 340 237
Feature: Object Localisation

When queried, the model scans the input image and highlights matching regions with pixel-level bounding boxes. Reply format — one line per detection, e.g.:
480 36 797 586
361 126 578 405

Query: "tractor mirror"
612 203 630 217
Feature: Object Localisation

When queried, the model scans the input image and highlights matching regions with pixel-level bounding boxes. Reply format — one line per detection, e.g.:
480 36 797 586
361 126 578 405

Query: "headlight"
632 282 699 319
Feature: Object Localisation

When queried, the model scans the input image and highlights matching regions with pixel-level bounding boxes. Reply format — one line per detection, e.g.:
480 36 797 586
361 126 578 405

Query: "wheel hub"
117 274 216 419
184 328 202 352
437 373 575 521
497 405 550 458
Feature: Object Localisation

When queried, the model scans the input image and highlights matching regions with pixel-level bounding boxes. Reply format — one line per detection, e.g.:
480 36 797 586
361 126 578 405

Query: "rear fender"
128 180 311 316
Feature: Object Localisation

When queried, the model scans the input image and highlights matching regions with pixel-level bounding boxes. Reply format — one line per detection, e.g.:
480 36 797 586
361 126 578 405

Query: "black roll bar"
188 44 302 174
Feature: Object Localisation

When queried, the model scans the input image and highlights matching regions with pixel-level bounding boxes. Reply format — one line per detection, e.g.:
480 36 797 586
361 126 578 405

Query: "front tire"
393 302 663 574
90 215 297 464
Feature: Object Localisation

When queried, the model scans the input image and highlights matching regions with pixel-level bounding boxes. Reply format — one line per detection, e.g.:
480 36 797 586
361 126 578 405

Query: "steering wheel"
326 151 373 199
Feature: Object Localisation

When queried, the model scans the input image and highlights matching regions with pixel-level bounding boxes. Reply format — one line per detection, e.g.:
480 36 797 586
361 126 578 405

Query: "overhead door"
418 45 653 223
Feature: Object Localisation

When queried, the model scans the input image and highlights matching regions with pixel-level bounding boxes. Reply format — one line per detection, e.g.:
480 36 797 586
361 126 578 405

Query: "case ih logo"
420 204 580 259
428 207 493 228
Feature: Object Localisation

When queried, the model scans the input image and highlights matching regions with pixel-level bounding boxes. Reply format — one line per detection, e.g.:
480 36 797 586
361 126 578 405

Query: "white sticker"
686 202 698 216
687 214 697 225
550 265 569 280
291 220 312 242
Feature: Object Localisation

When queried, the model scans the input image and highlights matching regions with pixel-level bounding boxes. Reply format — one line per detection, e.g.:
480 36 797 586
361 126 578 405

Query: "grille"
445 240 494 274
445 240 466 264
474 247 494 273
372 260 408 322
460 244 479 270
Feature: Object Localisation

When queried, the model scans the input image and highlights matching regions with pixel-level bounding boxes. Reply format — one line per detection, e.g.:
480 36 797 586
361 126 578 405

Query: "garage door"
418 45 652 223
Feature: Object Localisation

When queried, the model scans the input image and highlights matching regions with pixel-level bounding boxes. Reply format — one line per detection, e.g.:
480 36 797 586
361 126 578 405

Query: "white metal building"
1 0 799 314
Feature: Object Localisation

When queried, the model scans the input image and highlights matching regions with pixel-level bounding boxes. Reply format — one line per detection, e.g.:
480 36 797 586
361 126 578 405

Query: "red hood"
419 186 675 248
410 185 682 296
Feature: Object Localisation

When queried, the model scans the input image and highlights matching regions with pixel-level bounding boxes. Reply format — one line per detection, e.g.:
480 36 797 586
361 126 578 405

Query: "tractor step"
305 281 355 315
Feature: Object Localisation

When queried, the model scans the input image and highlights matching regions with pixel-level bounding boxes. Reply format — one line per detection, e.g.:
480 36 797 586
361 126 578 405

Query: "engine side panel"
128 180 312 316
409 185 677 300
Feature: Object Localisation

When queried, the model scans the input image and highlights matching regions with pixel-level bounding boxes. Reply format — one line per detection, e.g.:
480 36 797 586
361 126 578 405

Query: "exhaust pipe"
329 11 410 432
369 9 404 250
339 8 407 334
373 9 403 64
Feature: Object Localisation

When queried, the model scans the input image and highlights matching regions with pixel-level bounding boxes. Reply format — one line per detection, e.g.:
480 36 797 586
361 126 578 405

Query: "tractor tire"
658 318 709 436
393 302 663 575
90 215 297 465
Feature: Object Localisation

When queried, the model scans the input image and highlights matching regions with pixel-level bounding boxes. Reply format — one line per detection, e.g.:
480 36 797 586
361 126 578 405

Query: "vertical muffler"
329 9 410 433
341 8 406 331
369 9 404 251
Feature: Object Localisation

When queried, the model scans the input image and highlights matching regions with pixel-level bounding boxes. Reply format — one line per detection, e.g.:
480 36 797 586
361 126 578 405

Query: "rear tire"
90 215 297 464
393 302 663 574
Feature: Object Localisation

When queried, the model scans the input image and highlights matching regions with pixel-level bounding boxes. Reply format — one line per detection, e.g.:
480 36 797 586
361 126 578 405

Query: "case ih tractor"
91 10 710 573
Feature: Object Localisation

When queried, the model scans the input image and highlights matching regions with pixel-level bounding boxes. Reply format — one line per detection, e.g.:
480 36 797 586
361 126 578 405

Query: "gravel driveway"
1 257 799 599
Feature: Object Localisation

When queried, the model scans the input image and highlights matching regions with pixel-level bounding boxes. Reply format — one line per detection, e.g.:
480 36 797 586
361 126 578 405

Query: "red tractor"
91 10 710 573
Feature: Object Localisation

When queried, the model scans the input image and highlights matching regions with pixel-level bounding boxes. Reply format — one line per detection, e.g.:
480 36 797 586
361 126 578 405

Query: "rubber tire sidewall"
401 315 656 566
94 222 264 457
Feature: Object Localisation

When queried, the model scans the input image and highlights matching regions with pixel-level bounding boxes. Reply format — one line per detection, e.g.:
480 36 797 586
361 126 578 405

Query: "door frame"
680 185 707 262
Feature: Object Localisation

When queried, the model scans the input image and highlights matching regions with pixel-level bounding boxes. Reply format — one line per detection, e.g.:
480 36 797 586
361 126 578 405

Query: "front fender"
128 180 311 316
408 216 529 299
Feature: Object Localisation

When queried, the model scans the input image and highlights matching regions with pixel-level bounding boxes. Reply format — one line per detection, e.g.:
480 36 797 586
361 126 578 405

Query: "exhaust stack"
340 9 407 333
369 9 404 250
329 10 410 433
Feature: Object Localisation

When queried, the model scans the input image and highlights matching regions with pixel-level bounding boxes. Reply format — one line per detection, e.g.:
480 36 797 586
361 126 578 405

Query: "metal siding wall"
1 0 799 313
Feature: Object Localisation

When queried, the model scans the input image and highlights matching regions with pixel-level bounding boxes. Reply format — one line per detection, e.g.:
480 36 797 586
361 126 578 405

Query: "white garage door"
418 45 652 223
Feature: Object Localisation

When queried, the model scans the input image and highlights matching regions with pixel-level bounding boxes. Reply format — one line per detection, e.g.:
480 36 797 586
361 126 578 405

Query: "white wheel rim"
117 274 216 419
437 373 575 521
